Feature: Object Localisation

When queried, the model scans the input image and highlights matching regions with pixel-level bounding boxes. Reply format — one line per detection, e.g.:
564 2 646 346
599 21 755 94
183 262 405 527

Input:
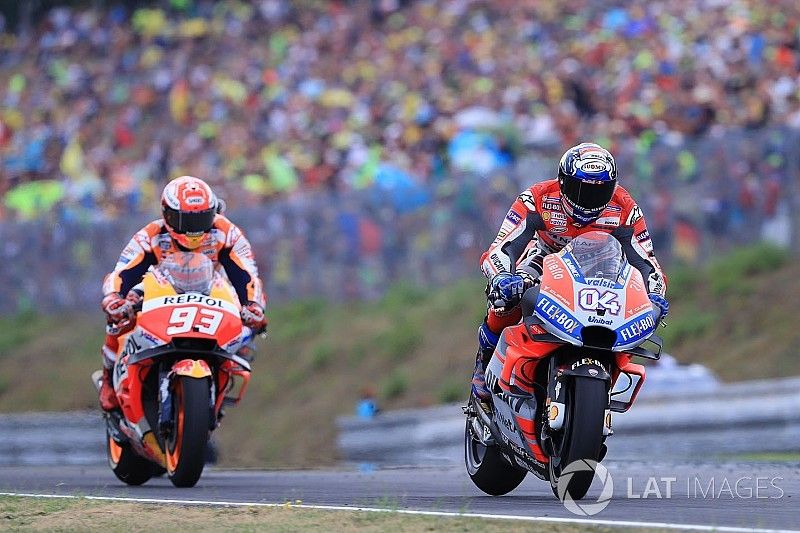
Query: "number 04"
166 307 224 335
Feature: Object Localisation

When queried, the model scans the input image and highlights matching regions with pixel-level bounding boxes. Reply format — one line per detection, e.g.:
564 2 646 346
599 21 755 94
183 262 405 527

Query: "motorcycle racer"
472 142 669 401
98 176 267 412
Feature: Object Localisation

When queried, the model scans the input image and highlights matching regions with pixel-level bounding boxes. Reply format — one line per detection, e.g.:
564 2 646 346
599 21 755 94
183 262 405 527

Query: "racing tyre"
465 418 527 495
548 376 606 500
166 376 210 487
107 430 153 486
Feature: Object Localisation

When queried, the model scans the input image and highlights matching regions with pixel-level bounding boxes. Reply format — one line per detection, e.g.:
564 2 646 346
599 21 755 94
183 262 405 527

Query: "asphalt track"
1 461 798 531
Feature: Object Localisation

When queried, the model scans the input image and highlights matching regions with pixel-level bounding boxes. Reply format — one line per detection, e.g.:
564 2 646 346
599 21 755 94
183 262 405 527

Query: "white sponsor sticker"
142 293 239 316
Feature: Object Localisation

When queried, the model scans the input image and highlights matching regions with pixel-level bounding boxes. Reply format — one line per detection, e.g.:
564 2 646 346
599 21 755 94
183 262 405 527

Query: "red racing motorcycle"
92 252 253 487
465 231 664 500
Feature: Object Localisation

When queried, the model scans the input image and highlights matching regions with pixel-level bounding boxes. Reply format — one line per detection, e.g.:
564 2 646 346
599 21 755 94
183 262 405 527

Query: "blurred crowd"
0 0 799 310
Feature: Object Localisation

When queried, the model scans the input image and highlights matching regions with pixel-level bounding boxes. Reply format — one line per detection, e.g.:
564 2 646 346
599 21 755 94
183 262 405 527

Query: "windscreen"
566 232 625 281
158 252 214 294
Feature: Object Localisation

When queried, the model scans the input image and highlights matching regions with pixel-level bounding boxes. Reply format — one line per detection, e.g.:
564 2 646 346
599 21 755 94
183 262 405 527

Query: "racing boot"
98 366 119 411
471 321 500 401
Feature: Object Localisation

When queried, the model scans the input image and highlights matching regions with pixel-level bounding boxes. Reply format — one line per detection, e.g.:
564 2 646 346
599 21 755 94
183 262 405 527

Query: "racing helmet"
161 176 218 250
557 142 617 226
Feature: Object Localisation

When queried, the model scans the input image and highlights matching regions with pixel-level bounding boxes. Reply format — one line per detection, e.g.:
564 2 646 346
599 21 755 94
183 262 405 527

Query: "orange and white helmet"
161 176 218 250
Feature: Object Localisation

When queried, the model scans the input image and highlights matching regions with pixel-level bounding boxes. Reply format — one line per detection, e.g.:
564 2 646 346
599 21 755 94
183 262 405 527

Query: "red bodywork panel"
495 325 648 464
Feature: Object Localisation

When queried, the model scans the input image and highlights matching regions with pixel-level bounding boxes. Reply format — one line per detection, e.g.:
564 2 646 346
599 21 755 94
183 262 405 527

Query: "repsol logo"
163 294 224 308
619 314 655 342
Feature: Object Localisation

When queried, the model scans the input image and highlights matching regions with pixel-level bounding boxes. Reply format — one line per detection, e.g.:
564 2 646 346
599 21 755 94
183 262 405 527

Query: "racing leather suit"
100 215 267 367
479 178 667 338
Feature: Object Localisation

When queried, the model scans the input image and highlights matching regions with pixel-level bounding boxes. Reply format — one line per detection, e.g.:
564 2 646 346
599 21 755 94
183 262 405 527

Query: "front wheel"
548 376 607 500
107 430 153 486
166 376 210 487
465 418 527 496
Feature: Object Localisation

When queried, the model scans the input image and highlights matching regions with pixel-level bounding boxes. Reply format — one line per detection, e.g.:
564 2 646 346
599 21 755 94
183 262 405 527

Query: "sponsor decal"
497 409 515 433
518 191 536 210
587 315 614 325
627 205 643 225
585 278 617 288
536 295 580 335
506 210 522 225
571 358 605 371
542 211 550 221
143 293 239 315
544 258 565 280
562 256 583 281
164 188 180 209
490 253 505 272
542 201 562 212
648 272 665 294
163 294 222 307
605 205 621 212
618 313 655 343
185 196 204 205
549 233 572 246
577 160 611 173
492 231 508 246
594 216 620 227
635 229 650 242
550 227 567 234
139 330 161 345
121 335 142 358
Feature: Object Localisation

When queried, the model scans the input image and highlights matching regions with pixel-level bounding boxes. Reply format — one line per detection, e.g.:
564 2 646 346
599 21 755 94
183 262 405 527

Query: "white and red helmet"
160 176 218 250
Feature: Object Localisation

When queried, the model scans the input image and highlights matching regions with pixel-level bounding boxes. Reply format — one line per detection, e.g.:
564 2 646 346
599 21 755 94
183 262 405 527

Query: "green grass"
706 243 788 295
722 452 800 463
380 369 409 400
0 243 797 467
0 495 609 532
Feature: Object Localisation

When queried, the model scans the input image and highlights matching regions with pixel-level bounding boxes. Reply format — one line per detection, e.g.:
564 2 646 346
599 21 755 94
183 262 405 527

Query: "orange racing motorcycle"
464 231 663 500
92 252 253 487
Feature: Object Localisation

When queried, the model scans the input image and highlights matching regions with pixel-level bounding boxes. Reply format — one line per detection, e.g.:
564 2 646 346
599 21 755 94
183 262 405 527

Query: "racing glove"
648 293 669 320
102 292 135 324
487 272 525 311
241 301 267 333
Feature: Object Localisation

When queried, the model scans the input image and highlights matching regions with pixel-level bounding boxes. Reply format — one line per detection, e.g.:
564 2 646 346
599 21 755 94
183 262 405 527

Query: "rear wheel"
548 377 606 500
464 418 527 495
107 431 153 486
166 377 210 487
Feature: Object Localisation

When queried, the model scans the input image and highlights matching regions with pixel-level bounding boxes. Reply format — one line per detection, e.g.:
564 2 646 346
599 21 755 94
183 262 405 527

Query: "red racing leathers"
480 179 667 334
100 215 267 366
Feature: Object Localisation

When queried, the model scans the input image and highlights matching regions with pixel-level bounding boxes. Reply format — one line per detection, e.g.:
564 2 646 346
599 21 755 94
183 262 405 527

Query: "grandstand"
0 0 798 310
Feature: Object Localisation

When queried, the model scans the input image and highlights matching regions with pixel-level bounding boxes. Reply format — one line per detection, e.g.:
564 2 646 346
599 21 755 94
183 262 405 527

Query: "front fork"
540 356 613 456
157 359 215 440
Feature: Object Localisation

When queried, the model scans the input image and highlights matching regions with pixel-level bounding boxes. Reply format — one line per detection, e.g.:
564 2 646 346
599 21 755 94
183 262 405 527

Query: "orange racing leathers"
100 215 266 365
479 179 667 333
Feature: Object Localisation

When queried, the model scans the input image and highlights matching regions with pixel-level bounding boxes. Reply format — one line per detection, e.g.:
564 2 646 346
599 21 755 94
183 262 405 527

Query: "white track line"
0 492 796 533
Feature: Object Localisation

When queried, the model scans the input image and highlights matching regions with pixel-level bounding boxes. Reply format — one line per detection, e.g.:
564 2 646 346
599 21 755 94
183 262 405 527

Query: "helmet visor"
163 207 215 234
561 176 615 214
